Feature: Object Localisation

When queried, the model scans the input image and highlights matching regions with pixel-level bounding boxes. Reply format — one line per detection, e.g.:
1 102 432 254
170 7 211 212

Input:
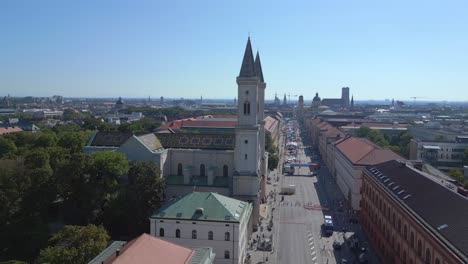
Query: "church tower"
233 37 264 203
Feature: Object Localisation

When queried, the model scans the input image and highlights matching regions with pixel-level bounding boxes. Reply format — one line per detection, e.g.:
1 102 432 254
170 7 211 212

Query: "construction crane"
410 96 427 105
287 94 299 103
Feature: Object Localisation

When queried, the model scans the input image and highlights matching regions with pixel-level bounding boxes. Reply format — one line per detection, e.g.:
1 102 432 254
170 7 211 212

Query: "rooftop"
152 192 251 223
155 133 235 150
335 136 403 165
366 160 468 260
88 233 214 264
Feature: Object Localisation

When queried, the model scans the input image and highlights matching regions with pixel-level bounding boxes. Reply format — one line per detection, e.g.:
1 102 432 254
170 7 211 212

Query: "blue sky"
1 0 468 101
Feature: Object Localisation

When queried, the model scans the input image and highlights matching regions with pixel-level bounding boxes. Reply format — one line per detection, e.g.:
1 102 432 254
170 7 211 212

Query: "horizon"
1 0 468 101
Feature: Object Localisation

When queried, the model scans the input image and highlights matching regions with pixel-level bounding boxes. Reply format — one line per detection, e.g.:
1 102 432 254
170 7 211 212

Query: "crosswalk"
307 231 318 263
279 201 328 211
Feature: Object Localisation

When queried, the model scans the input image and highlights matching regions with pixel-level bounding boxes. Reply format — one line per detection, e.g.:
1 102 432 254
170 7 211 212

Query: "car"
341 259 348 264
324 215 332 221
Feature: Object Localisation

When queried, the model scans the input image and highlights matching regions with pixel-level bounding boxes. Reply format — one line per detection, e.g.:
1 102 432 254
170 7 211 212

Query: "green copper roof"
152 192 251 223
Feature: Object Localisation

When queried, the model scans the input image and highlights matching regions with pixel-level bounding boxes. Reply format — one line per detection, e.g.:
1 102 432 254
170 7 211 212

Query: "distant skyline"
1 0 468 101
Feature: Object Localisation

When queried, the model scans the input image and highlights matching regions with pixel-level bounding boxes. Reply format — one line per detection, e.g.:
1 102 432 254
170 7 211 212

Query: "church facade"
84 37 269 226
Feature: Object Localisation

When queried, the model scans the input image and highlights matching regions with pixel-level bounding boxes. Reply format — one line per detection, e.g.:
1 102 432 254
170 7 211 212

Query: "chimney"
116 249 120 257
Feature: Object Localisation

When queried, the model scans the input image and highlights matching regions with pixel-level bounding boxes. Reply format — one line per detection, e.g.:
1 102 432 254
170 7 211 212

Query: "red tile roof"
335 137 403 165
0 126 23 135
264 116 278 133
104 234 194 264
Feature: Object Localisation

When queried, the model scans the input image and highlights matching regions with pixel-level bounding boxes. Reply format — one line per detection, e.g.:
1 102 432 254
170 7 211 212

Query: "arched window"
208 231 213 240
177 163 183 176
403 250 407 263
398 219 402 233
176 229 180 238
243 101 250 115
224 250 230 259
435 258 440 264
200 164 205 177
245 154 247 160
192 230 197 239
223 165 229 177
425 248 431 264
404 225 408 240
225 231 230 241
417 240 422 256
159 228 164 237
397 243 400 255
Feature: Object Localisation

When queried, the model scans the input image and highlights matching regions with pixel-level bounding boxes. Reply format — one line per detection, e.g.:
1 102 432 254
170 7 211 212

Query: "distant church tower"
351 95 354 109
283 93 287 105
233 37 266 210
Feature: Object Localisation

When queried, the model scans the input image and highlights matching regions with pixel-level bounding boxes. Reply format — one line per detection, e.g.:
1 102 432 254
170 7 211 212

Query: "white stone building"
150 192 252 264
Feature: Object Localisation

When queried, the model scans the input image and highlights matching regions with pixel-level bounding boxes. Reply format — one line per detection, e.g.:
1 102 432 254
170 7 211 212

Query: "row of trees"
265 133 279 170
355 126 414 158
0 127 164 263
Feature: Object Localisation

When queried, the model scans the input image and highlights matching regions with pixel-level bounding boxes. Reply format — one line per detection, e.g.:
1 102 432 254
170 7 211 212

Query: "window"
208 231 213 240
225 231 230 241
223 165 229 177
398 219 402 233
177 163 183 176
245 154 247 160
404 225 408 240
425 248 431 264
410 231 414 247
224 250 230 259
435 258 440 264
176 229 180 238
417 240 422 257
192 230 197 239
243 101 250 115
403 250 407 264
159 228 164 237
200 164 205 177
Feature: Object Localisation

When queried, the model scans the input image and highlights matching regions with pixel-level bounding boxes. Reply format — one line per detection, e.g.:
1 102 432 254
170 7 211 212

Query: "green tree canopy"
34 132 58 148
38 224 109 264
103 161 164 238
0 137 17 158
448 168 464 183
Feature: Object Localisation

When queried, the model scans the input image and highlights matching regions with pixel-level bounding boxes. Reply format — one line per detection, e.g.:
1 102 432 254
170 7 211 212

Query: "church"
84 37 270 225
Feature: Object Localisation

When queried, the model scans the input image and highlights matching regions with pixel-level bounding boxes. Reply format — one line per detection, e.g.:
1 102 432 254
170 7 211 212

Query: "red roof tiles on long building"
335 137 403 165
104 234 194 264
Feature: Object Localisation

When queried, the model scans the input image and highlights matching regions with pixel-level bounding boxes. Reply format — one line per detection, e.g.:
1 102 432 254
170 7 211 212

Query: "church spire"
254 51 264 82
239 37 257 78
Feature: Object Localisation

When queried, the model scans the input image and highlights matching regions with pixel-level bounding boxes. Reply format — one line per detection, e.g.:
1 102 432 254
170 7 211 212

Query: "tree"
356 126 371 138
0 137 17 158
57 132 86 153
448 169 464 183
90 151 129 200
103 161 164 238
56 153 96 224
34 131 58 148
39 224 109 264
62 109 84 121
464 148 468 165
268 153 279 170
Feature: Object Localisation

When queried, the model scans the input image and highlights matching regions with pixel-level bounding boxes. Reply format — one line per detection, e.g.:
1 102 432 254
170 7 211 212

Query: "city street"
272 120 374 264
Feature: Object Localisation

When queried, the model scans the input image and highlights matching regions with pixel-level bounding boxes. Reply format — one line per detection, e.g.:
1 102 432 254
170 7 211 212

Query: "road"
273 120 368 264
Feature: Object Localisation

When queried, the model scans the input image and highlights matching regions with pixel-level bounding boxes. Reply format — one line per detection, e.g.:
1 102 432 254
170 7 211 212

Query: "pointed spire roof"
255 51 264 82
239 37 257 78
